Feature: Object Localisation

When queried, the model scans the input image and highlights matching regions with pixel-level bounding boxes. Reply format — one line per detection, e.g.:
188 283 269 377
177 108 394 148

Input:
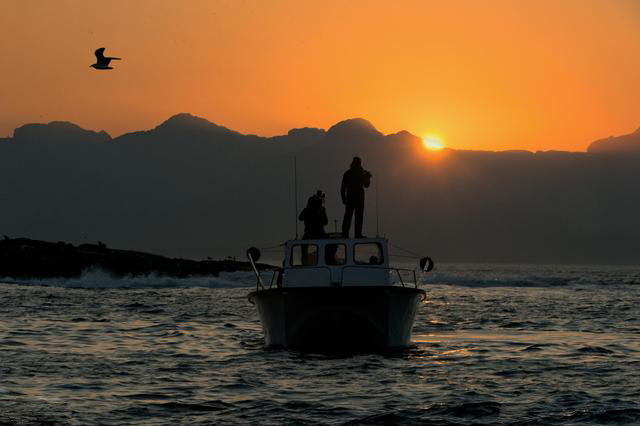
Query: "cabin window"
325 244 346 265
291 244 318 266
354 243 383 265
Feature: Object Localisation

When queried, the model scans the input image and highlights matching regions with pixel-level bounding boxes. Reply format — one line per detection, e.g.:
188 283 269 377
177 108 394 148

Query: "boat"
247 236 433 351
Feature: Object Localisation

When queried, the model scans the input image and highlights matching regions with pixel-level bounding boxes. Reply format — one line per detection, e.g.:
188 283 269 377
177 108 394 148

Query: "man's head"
350 156 362 168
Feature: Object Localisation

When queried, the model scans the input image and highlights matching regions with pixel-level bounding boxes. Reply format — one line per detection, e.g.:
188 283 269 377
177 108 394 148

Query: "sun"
423 135 445 151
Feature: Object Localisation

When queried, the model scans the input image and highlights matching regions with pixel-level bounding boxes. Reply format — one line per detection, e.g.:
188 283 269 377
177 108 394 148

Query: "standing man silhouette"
341 156 372 238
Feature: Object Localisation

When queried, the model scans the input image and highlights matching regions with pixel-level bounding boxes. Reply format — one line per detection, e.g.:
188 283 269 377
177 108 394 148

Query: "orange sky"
1 0 639 151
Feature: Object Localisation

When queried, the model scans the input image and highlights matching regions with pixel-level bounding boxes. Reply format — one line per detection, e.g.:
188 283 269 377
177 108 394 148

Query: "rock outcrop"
0 237 272 279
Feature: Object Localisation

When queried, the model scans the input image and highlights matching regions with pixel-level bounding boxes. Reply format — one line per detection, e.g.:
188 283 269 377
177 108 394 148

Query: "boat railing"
391 267 420 288
267 268 283 289
250 266 423 290
244 269 283 291
248 247 428 291
246 247 265 291
340 265 420 288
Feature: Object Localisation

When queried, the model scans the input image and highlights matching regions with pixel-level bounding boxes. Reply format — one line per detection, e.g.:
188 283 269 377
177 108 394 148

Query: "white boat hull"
248 286 425 351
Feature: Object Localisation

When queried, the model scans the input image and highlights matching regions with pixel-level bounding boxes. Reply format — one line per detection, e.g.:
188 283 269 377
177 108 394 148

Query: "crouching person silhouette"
298 190 328 264
341 156 371 238
299 190 328 239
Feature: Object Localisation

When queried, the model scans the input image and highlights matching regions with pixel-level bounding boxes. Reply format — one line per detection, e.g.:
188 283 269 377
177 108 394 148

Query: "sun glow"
423 136 445 151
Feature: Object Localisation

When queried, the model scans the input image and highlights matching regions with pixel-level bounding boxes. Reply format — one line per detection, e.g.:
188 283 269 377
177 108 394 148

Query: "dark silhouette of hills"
327 118 383 140
0 237 271 279
588 127 640 153
13 121 111 144
117 113 242 144
1 114 639 265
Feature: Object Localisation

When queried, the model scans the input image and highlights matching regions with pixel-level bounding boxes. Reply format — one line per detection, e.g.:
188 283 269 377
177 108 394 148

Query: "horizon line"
3 112 637 154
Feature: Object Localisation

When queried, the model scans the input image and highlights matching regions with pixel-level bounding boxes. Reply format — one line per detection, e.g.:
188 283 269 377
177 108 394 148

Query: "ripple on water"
0 339 26 346
575 346 615 354
149 400 232 413
1 268 640 425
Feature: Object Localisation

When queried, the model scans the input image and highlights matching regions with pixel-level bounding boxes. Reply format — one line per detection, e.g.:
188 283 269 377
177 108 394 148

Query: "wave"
3 264 639 289
425 273 577 288
0 268 262 289
424 266 640 288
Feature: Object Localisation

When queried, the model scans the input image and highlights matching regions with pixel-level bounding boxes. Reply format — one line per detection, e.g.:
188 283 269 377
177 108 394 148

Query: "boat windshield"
325 243 346 265
354 242 384 265
291 243 318 266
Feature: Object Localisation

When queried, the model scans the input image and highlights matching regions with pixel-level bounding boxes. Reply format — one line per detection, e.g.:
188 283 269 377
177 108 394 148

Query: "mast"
375 174 380 237
293 156 299 239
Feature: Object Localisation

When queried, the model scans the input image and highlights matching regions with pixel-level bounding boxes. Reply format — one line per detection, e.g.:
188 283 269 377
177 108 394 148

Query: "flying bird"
90 47 121 70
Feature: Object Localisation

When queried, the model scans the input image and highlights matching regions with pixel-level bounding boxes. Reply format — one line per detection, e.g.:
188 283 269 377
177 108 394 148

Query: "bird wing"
94 47 106 60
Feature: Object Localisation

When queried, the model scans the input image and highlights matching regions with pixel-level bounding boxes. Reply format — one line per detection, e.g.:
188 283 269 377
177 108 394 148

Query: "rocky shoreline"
0 237 273 279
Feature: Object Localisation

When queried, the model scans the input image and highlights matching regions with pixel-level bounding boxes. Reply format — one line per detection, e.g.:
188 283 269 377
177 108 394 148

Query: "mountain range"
587 127 640 153
1 114 639 264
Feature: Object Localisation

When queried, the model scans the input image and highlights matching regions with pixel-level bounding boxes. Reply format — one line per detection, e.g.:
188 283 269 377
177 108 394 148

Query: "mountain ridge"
2 113 412 147
1 113 640 263
3 114 640 154
12 121 111 144
588 127 640 153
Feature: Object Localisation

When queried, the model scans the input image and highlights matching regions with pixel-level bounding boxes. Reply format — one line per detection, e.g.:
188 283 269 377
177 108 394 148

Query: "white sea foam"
0 268 264 289
424 263 640 288
2 264 639 289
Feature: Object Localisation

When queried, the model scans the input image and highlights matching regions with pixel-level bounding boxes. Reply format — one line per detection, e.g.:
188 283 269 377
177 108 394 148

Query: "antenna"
293 156 299 239
375 173 380 237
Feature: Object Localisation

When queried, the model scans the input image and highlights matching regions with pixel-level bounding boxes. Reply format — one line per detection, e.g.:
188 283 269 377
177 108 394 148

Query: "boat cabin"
283 237 390 288
246 237 431 291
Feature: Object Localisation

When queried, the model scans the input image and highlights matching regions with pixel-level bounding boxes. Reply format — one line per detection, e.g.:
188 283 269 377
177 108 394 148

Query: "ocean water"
1 263 639 425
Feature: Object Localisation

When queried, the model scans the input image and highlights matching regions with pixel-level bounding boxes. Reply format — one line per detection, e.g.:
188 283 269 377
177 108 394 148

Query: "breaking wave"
0 268 261 289
2 263 640 289
423 264 640 288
